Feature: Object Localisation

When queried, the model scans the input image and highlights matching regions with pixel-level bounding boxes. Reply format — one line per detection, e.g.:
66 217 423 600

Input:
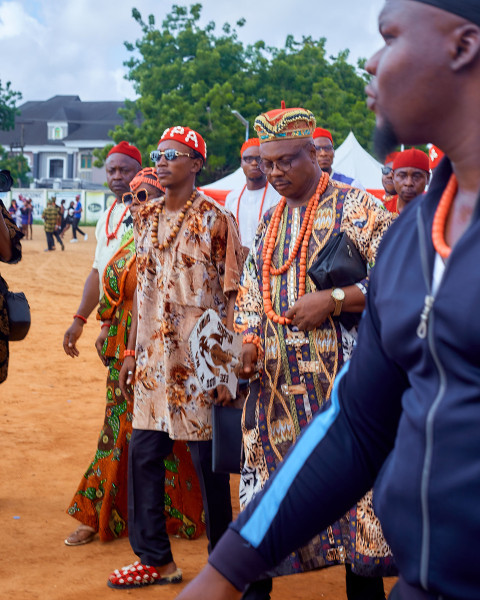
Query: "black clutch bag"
0 277 31 341
307 232 367 330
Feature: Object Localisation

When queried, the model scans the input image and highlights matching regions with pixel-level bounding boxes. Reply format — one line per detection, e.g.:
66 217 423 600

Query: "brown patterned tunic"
132 193 244 440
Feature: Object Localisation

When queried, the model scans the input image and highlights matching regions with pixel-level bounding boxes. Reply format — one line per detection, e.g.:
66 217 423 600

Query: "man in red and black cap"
390 148 430 214
63 140 141 357
313 127 365 189
225 138 281 255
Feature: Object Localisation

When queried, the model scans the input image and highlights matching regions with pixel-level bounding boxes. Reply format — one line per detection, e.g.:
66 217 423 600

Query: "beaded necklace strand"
262 171 329 325
432 173 457 260
236 182 269 225
152 189 197 250
105 199 130 246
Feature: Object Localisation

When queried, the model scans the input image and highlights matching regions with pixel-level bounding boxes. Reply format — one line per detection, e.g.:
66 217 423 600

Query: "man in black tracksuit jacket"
177 1 480 599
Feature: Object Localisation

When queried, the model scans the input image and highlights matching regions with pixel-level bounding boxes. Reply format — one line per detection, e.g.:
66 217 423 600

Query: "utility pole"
231 110 249 141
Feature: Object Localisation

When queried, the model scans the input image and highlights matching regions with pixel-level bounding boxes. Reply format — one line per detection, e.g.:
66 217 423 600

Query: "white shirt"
93 202 133 298
225 182 281 250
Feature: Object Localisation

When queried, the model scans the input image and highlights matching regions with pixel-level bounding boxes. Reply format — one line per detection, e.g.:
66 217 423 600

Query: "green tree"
113 4 376 183
0 80 22 132
0 146 30 187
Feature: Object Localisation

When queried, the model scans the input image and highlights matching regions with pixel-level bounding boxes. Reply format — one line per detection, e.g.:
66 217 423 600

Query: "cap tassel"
281 100 286 109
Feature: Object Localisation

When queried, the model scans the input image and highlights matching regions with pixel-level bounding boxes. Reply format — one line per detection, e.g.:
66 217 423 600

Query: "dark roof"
0 95 125 148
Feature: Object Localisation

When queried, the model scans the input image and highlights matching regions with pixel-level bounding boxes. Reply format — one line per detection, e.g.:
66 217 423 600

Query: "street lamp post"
231 110 249 141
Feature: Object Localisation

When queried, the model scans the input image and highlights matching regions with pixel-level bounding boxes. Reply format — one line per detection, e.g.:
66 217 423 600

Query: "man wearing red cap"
313 127 365 190
177 1 480 599
390 148 430 214
108 126 244 589
381 151 398 207
225 139 281 255
63 141 141 356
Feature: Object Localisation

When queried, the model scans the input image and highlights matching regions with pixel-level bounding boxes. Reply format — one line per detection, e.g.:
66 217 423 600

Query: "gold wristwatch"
331 288 345 317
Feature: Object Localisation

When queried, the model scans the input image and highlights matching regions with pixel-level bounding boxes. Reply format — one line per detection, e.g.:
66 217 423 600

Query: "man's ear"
191 157 204 175
307 142 317 164
450 24 480 71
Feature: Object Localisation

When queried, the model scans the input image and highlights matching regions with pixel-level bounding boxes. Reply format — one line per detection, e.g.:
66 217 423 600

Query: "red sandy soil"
2 225 396 599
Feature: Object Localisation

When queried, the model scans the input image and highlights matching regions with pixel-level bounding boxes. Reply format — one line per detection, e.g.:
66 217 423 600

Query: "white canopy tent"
333 131 383 190
203 167 245 191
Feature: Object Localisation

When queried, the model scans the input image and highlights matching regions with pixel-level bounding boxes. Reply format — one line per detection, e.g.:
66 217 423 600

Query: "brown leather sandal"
64 524 96 546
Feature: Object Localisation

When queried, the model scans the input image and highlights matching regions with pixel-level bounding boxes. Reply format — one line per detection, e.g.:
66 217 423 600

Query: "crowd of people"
2 1 480 599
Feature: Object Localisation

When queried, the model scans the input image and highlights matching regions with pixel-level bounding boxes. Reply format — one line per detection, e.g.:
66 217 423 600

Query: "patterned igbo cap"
254 101 316 143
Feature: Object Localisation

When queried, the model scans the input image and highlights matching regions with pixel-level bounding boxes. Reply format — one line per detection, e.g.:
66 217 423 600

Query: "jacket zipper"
416 206 448 593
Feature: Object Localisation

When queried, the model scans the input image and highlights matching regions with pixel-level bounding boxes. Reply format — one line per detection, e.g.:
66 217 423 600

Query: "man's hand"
119 356 136 400
284 290 334 331
213 384 233 406
176 564 242 600
95 326 109 366
63 319 85 358
239 343 258 379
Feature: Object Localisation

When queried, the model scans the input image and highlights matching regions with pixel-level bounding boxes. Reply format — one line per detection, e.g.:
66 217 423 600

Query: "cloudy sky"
0 0 385 104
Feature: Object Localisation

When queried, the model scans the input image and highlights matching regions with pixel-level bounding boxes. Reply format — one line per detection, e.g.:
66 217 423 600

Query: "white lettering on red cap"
170 126 185 137
184 130 199 148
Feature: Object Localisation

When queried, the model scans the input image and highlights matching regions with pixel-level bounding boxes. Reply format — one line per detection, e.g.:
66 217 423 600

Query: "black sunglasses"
122 189 149 205
382 166 393 175
150 149 194 163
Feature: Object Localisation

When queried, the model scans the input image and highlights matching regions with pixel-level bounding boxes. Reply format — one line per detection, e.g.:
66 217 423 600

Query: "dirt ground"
2 225 396 600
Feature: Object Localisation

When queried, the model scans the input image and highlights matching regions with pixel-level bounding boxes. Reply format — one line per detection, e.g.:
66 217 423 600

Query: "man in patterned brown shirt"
108 126 244 590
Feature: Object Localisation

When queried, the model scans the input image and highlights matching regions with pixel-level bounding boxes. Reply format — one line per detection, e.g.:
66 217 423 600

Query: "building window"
80 154 92 169
54 127 62 139
49 158 64 178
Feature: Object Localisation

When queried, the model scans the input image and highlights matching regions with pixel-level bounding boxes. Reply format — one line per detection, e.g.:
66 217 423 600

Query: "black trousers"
128 429 232 566
45 230 64 250
243 564 385 600
72 217 85 238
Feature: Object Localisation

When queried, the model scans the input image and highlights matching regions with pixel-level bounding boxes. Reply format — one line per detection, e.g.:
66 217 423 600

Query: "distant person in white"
225 138 281 255
313 127 365 190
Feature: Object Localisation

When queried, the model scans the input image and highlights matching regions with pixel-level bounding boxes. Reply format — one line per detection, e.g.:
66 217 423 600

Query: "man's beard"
373 119 399 162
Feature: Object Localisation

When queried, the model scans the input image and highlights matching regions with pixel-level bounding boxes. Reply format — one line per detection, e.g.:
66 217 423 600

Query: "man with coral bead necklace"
231 105 394 600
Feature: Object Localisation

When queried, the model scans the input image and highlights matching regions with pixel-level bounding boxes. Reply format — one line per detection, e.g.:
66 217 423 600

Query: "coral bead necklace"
262 171 329 325
151 189 197 250
432 173 457 260
105 199 130 246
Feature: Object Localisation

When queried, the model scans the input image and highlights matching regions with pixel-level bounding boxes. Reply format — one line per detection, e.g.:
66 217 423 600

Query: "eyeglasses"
150 149 194 163
122 189 149 205
258 149 304 174
314 144 334 153
242 155 260 164
381 166 393 175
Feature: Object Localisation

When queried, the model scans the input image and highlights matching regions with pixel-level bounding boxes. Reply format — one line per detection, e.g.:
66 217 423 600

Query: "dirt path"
1 225 396 599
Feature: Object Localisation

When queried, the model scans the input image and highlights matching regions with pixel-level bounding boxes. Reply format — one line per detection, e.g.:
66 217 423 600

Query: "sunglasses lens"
164 149 177 161
137 190 148 202
123 193 133 204
382 167 393 175
150 151 159 163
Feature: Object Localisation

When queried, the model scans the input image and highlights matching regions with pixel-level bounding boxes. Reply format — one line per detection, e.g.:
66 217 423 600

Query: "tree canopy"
112 4 375 184
0 80 22 132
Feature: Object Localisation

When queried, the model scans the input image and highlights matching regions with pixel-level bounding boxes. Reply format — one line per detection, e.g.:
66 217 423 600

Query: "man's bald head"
366 0 480 159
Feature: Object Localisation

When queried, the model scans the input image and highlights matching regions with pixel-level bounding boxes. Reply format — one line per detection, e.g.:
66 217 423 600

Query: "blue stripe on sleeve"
239 362 349 548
